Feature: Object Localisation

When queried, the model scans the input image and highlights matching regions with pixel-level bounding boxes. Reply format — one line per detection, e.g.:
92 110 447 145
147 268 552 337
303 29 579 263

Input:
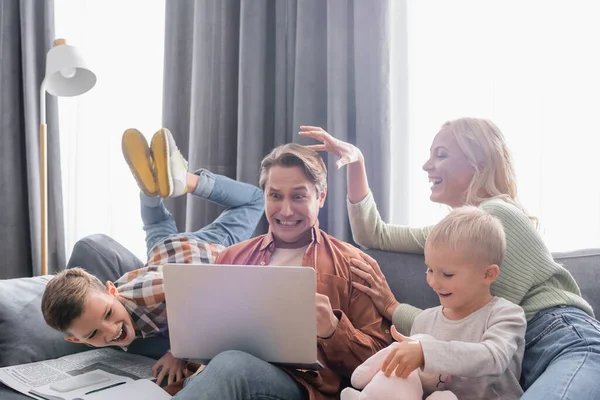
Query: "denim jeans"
521 306 600 399
67 170 263 274
173 350 306 400
141 169 264 256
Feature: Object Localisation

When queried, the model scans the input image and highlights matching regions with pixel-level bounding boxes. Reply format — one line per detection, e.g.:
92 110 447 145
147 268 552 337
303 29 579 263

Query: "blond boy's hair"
426 206 506 266
259 143 328 195
41 267 106 333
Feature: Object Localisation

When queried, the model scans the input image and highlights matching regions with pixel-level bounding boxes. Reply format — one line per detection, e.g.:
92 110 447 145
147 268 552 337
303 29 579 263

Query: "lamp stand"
39 37 96 275
40 122 48 276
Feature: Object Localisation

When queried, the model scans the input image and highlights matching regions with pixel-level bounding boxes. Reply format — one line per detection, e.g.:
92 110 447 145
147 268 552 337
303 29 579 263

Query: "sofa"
1 245 599 399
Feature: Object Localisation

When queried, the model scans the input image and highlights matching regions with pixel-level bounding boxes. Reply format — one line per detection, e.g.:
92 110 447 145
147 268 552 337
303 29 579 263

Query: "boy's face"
424 242 498 319
264 165 327 249
64 282 136 347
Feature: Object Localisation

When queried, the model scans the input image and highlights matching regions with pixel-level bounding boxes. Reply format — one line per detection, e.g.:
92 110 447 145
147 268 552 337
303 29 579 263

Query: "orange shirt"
215 223 392 400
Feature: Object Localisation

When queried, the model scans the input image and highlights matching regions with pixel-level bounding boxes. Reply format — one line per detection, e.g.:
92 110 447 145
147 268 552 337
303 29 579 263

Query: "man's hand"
152 352 186 386
316 293 339 338
381 326 424 378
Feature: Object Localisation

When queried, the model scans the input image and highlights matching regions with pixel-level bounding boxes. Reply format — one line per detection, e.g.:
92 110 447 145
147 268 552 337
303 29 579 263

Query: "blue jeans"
141 169 264 256
521 306 600 399
173 350 306 400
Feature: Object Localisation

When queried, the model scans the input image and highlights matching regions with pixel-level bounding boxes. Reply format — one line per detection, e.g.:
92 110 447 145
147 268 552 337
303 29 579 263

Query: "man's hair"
41 267 106 333
426 206 506 266
259 143 327 195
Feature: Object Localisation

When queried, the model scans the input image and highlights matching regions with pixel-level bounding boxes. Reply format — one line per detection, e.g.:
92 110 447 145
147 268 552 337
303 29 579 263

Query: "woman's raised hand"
299 126 362 169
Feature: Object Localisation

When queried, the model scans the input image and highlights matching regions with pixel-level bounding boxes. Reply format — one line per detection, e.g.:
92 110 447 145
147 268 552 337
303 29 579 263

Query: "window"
391 0 600 251
55 0 165 261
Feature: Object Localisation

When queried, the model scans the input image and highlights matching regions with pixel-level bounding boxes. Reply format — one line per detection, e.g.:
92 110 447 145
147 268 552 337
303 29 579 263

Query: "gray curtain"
0 0 65 277
163 0 390 242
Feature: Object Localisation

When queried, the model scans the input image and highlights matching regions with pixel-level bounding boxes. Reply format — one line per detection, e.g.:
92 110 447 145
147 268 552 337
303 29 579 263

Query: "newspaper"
0 348 171 399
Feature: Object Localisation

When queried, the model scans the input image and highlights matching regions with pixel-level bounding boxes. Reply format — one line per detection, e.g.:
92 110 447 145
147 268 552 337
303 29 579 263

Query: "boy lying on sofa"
41 128 264 386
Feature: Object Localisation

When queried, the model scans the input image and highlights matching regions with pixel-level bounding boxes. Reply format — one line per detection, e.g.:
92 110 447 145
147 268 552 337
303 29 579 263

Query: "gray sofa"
1 245 599 399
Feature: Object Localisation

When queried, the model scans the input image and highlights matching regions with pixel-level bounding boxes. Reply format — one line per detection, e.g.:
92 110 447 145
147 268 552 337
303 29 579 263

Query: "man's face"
264 165 327 249
64 282 136 348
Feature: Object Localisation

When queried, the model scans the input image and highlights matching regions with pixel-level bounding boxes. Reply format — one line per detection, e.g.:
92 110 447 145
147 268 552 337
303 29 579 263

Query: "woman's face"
422 128 475 207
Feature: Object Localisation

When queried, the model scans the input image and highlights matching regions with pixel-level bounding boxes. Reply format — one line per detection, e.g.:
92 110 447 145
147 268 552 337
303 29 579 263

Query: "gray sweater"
412 297 526 400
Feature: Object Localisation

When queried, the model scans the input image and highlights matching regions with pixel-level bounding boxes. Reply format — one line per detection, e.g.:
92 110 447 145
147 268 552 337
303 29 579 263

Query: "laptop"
163 263 322 369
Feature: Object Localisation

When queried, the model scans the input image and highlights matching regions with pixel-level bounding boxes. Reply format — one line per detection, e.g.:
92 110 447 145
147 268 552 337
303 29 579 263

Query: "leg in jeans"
174 350 306 400
67 234 145 283
142 169 264 254
521 306 600 399
184 169 264 247
140 193 178 256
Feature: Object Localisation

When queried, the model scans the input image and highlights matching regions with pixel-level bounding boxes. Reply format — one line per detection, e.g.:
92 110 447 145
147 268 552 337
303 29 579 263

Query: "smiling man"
173 143 392 400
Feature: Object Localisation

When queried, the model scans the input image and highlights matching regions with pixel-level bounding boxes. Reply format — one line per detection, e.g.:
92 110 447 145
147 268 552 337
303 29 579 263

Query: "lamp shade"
44 42 96 97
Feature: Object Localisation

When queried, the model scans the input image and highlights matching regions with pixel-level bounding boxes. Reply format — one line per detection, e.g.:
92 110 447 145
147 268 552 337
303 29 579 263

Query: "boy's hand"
152 352 186 386
381 326 424 378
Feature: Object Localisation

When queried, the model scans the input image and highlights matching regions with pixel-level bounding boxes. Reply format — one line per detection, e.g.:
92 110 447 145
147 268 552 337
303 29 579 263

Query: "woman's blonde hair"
440 117 537 224
441 118 517 206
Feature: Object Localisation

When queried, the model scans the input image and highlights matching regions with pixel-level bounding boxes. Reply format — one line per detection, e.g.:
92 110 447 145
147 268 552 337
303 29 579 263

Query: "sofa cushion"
365 248 600 315
0 276 87 368
365 249 439 310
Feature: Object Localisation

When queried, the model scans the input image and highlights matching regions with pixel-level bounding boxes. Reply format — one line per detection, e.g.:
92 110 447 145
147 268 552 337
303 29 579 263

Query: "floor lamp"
40 38 96 275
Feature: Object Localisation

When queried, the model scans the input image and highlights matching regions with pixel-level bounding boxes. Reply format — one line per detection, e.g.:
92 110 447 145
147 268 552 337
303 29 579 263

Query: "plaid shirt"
115 236 224 339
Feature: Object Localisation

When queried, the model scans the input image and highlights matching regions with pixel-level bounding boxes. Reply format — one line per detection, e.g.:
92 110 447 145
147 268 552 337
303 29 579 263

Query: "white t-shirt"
411 297 526 400
268 245 309 267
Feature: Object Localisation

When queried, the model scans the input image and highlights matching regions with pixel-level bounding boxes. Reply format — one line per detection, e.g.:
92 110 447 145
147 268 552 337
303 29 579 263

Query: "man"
174 143 392 400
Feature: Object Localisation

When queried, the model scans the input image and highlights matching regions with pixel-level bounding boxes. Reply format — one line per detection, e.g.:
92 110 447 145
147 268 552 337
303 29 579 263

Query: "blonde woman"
299 119 600 399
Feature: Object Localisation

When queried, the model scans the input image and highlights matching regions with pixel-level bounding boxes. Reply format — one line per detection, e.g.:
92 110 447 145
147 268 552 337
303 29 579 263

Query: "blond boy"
343 206 527 400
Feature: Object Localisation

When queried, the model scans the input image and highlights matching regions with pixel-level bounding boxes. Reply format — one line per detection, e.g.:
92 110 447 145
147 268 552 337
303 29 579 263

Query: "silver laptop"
163 263 322 369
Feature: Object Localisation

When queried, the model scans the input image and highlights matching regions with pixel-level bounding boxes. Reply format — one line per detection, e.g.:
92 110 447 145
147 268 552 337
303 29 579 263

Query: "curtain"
163 0 391 242
0 0 64 278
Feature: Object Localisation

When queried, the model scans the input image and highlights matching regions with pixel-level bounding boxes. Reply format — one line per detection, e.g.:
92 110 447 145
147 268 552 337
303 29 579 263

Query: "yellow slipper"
121 129 158 197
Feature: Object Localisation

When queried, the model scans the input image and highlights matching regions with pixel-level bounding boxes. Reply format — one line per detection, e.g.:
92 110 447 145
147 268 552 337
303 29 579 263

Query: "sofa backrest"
365 248 600 315
0 276 88 368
